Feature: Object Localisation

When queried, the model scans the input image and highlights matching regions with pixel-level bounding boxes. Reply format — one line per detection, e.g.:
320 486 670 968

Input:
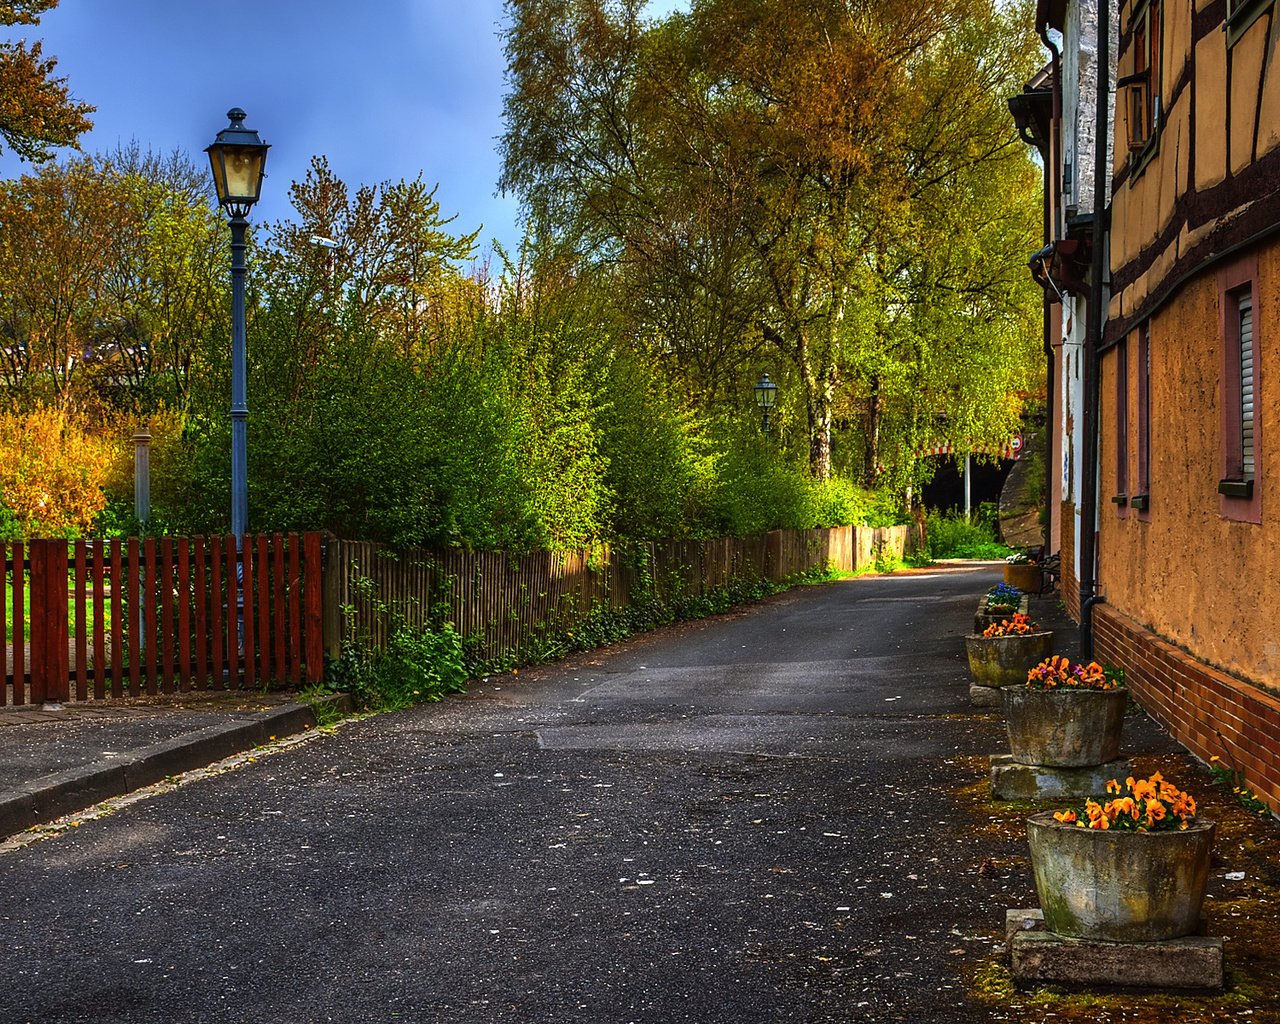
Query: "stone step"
1008 921 1224 990
989 753 1135 801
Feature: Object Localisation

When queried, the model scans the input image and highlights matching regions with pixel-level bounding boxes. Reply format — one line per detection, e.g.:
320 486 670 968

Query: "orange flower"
1144 799 1167 826
1052 773 1199 833
1026 655 1119 691
983 613 1039 638
1108 796 1138 820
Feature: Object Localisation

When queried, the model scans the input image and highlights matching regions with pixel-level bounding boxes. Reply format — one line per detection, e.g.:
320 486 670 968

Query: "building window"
1114 339 1130 515
1218 257 1262 522
1123 0 1163 169
1133 325 1151 513
1226 0 1272 46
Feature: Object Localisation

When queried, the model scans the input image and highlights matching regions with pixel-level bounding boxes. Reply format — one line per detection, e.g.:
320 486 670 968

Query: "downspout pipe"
1080 0 1110 658
1038 21 1062 227
1039 22 1062 552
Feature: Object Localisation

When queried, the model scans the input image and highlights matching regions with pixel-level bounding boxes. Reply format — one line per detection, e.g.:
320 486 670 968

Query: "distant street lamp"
205 107 269 542
754 374 779 436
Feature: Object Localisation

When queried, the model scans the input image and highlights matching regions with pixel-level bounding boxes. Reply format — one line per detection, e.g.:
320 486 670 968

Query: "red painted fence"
2 533 324 705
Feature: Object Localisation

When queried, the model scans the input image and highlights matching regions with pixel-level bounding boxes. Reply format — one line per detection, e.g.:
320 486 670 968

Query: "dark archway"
920 456 1016 515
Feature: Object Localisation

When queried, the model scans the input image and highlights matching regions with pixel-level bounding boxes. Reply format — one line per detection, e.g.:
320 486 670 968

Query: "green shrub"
323 572 468 712
861 489 912 527
925 508 1013 559
327 616 467 712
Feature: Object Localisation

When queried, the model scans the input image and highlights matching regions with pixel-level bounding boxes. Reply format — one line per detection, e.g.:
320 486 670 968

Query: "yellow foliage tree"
0 405 110 536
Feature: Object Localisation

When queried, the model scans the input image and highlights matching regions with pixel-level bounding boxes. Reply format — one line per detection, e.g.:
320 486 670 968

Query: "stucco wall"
1098 240 1280 692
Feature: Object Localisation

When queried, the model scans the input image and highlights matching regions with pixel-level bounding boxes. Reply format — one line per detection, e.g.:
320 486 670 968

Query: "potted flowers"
975 583 1028 633
965 613 1054 693
1002 657 1128 767
1003 551 1041 592
1027 773 1214 941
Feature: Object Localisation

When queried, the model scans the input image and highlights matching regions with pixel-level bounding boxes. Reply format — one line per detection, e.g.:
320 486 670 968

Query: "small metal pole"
133 429 152 526
964 454 972 518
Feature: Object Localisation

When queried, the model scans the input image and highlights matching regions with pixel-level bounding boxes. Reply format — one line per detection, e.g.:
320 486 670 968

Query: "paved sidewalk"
0 690 347 837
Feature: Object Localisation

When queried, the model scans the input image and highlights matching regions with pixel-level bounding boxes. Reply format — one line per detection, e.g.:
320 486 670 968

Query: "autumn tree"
0 0 93 162
0 155 123 400
93 146 228 407
834 5 1047 485
0 149 224 407
254 156 482 373
501 0 1045 483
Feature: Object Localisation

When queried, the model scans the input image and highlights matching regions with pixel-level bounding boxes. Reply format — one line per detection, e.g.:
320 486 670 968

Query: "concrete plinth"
1008 921 1224 990
1006 908 1045 943
989 754 1134 801
970 684 1006 707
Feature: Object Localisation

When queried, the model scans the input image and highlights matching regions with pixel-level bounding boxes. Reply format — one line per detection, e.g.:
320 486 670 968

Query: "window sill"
1218 479 1254 498
1111 494 1128 505
1130 495 1150 511
1127 133 1161 186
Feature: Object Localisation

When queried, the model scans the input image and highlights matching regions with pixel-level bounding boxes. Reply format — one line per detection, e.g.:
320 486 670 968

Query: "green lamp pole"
205 108 269 543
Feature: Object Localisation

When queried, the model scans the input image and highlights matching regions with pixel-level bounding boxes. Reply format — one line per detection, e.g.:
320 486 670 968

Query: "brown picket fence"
2 533 324 705
326 524 918 667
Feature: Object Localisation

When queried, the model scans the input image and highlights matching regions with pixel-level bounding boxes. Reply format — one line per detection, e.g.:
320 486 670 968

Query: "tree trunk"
861 376 881 488
808 375 833 480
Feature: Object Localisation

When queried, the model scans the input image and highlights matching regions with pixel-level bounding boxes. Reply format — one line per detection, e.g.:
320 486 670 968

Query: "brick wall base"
1059 500 1079 622
1093 603 1280 815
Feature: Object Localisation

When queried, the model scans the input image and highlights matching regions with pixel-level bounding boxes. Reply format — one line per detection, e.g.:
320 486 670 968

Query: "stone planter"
1026 811 1215 942
964 630 1054 689
974 593 1030 634
1002 686 1128 767
1004 563 1041 592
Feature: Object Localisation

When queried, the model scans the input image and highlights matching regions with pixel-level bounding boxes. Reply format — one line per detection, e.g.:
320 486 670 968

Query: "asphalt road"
0 565 1063 1023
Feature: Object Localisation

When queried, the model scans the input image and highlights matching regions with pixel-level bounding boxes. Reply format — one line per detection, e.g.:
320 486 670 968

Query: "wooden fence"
3 533 324 705
327 524 919 666
2 524 915 704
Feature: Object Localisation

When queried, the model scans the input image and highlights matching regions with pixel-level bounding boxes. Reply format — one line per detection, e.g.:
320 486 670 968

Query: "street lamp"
205 107 269 542
754 373 778 435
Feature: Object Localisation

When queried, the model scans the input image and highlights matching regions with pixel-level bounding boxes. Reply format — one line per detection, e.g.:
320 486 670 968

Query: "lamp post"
205 108 269 543
754 374 779 436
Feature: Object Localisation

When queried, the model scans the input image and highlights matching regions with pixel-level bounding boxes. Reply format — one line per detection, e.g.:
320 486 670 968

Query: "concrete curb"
0 694 353 839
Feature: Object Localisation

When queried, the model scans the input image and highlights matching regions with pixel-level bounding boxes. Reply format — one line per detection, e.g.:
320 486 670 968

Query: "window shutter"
1240 295 1255 480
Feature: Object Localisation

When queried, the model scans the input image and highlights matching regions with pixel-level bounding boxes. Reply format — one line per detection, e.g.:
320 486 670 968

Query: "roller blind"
1240 295 1255 480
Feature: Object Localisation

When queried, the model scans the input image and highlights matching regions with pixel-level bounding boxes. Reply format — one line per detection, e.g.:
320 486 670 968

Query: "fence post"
133 429 152 525
307 532 327 682
28 540 70 706
320 532 343 662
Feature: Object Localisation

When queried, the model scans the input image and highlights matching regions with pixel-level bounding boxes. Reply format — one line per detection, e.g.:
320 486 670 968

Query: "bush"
325 581 469 712
595 353 712 543
925 508 1012 559
0 405 112 537
327 619 468 712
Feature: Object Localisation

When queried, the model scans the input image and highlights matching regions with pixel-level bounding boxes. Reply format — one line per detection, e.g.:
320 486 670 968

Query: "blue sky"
2 0 686 257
